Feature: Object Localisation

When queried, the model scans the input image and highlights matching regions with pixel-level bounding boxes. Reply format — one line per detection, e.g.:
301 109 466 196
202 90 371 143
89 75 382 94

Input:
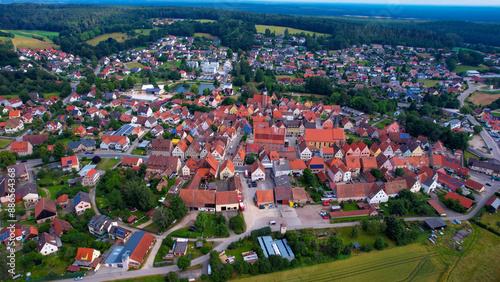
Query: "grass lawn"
97 158 120 170
45 184 69 200
255 25 327 36
18 30 59 38
171 227 202 238
342 202 360 211
418 79 441 88
335 226 396 248
464 150 479 163
132 149 147 156
238 243 443 282
454 64 489 74
43 92 61 98
479 210 500 228
131 216 150 227
0 138 12 149
127 62 145 69
37 172 72 186
107 275 165 282
86 32 129 46
225 241 254 262
194 32 215 39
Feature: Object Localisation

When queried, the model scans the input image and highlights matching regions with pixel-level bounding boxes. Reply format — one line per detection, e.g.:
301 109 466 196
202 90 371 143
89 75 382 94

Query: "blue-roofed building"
101 231 155 269
257 236 295 261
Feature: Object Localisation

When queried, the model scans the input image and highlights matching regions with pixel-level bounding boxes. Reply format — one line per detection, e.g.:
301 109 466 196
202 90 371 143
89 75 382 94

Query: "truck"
239 202 245 211
244 170 249 178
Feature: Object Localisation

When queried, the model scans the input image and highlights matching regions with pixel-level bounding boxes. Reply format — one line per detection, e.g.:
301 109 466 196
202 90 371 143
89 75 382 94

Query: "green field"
127 62 146 69
108 275 165 282
2 29 59 49
464 150 479 163
194 32 216 39
255 25 327 36
97 158 121 170
447 226 500 282
479 210 500 228
454 64 489 73
86 29 153 46
0 138 12 149
194 19 216 23
238 243 443 282
418 79 441 88
452 47 480 53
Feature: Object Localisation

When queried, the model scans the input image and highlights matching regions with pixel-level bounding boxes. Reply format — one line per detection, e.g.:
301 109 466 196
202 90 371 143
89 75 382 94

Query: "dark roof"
23 134 49 146
274 186 293 201
424 218 447 229
74 191 91 205
18 183 38 198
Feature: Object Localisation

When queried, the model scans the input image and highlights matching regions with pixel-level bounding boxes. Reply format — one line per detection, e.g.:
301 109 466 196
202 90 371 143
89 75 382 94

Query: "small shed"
353 242 360 250
126 215 137 224
196 241 203 249
66 265 80 273
424 218 448 230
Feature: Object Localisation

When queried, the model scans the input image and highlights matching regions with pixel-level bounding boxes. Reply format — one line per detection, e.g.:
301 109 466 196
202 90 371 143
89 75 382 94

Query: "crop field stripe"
284 253 438 282
401 256 433 282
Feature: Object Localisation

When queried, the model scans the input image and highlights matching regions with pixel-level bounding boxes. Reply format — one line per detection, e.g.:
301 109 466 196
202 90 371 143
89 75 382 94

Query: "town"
1 15 500 282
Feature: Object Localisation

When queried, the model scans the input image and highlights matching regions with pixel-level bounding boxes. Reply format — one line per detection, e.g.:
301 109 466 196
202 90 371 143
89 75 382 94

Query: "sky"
254 0 500 6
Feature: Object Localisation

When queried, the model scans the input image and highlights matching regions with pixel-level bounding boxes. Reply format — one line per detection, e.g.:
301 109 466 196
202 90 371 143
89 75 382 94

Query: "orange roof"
102 135 128 146
122 157 142 166
361 157 378 169
445 192 474 209
345 156 361 169
289 159 307 170
10 141 30 153
61 155 78 167
255 189 274 203
129 233 155 263
75 248 96 262
305 128 345 143
220 159 235 173
56 194 68 204
216 191 239 205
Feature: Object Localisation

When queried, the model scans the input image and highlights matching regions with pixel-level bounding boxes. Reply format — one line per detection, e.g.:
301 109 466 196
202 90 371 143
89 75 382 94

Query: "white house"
251 160 266 181
421 176 438 194
37 233 59 256
367 187 389 204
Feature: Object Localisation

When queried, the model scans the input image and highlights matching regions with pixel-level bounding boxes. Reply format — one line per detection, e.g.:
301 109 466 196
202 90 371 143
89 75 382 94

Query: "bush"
374 237 387 250
201 245 212 254
229 214 245 232
251 226 271 237
360 243 373 252
92 156 101 163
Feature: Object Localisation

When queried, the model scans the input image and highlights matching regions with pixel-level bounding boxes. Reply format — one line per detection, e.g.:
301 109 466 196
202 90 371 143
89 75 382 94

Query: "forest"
1 4 499 59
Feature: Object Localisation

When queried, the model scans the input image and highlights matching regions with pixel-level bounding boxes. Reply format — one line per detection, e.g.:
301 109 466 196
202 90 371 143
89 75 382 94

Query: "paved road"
458 78 477 106
467 114 500 160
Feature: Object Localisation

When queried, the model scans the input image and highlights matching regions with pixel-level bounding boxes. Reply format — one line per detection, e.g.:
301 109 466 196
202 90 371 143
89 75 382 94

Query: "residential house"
150 138 173 156
251 160 266 181
10 141 33 156
37 233 59 255
100 135 130 151
179 189 216 212
74 191 92 215
74 248 101 267
35 198 57 224
7 163 29 181
50 218 73 237
219 159 235 180
5 118 24 133
216 191 240 212
61 155 79 171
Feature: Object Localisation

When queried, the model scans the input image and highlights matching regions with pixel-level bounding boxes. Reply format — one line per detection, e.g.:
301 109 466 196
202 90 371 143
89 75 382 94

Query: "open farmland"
194 19 216 23
255 25 327 36
2 29 59 49
238 244 444 282
86 29 153 46
469 92 500 106
194 32 215 39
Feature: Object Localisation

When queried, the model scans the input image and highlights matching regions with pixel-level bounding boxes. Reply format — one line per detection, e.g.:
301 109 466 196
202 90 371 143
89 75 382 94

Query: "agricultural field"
2 29 59 49
469 92 500 106
255 25 327 36
195 19 216 23
108 275 165 282
454 64 489 73
447 226 500 282
194 32 215 39
239 244 443 282
86 29 153 46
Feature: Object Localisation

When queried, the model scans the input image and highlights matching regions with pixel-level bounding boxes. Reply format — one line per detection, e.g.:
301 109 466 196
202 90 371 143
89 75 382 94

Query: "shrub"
360 243 373 252
201 245 212 254
92 156 101 164
251 227 271 237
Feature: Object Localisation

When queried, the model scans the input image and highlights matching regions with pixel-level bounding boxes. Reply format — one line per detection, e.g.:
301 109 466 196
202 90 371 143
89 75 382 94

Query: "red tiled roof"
445 192 474 209
129 233 155 263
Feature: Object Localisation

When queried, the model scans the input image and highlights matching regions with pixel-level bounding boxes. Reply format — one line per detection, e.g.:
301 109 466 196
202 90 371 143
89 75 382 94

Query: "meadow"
255 25 327 36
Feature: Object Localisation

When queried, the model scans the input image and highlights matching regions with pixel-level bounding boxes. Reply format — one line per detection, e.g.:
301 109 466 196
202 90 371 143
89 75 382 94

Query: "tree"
210 124 218 132
66 148 75 156
0 151 16 169
374 237 387 250
229 214 245 231
216 223 228 237
152 207 172 232
303 168 316 187
395 168 405 177
93 129 100 136
294 241 307 255
53 141 66 160
227 48 233 59
245 154 256 165
169 196 187 220
255 69 264 82
177 255 191 271
371 168 383 180
473 125 483 135
165 271 178 282
351 225 359 238
92 156 101 164
190 84 199 95
196 212 208 231
360 243 373 252
322 235 345 259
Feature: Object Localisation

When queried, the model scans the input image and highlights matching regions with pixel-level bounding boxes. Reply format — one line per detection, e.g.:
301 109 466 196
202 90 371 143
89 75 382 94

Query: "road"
467 114 500 160
458 78 477 107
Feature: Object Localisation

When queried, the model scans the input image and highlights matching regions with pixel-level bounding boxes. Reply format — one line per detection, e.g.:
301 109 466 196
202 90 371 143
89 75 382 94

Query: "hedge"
470 219 500 236
251 226 271 238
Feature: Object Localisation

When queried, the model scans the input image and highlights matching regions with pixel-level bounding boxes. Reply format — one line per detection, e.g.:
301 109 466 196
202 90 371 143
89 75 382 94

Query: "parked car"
323 215 329 219
486 183 492 186
74 277 83 281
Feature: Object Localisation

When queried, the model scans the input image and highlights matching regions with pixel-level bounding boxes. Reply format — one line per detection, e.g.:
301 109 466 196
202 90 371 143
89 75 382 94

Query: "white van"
269 221 276 225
